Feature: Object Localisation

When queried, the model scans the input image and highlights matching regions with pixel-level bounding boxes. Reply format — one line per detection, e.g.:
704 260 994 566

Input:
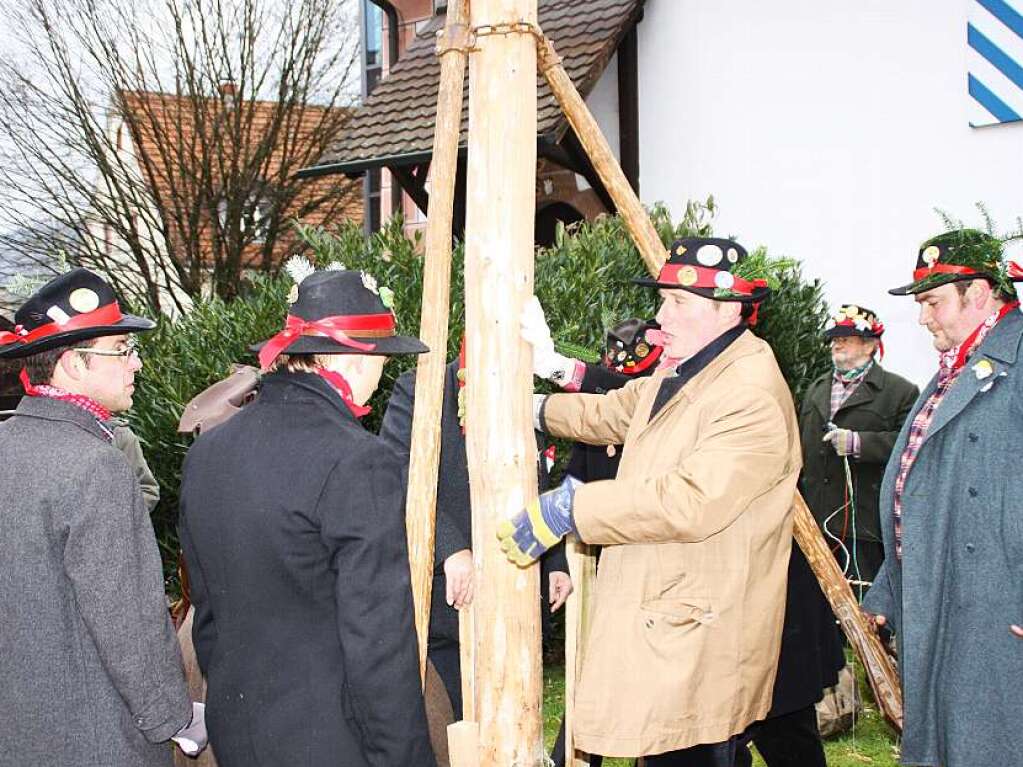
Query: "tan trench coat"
543 330 800 757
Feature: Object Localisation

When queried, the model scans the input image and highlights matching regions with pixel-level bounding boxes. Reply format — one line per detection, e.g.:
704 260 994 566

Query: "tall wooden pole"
405 0 471 686
463 0 543 763
536 31 903 733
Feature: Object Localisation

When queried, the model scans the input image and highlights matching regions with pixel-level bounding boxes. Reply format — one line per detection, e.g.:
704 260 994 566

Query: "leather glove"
521 296 576 383
822 427 858 457
172 702 208 756
498 476 581 566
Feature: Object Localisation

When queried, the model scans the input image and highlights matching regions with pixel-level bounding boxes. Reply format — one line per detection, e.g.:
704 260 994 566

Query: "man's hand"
498 477 581 566
823 427 857 456
548 571 573 613
171 701 208 756
444 549 474 610
1011 624 1023 639
521 296 576 383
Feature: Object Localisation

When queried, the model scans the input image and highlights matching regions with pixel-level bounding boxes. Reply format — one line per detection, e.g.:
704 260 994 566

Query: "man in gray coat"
0 269 203 766
863 229 1023 767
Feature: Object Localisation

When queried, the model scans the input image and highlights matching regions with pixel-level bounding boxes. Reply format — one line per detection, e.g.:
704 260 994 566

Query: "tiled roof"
118 91 362 265
307 0 644 174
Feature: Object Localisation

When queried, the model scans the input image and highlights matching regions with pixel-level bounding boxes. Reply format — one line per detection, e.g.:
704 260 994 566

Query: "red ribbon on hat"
1008 261 1023 280
657 263 767 298
258 313 395 371
0 302 124 347
912 263 979 281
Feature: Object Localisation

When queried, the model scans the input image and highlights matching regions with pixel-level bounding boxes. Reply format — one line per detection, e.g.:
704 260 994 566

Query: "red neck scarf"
939 300 1019 380
19 369 113 422
315 368 371 419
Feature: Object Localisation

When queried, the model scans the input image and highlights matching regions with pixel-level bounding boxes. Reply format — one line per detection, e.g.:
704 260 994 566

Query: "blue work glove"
498 476 582 566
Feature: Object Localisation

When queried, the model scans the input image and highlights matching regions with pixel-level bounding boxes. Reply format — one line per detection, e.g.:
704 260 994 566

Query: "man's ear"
967 279 993 308
57 349 85 381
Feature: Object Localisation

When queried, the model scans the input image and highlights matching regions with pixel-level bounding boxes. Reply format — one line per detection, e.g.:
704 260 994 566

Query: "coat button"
136 716 144 726
968 487 978 498
968 432 979 443
966 543 976 553
645 618 655 629
822 477 830 485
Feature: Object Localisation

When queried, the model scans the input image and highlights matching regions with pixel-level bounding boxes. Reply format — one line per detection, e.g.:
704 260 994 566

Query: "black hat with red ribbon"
633 237 771 303
0 268 155 359
603 318 663 376
252 268 428 370
889 228 1023 297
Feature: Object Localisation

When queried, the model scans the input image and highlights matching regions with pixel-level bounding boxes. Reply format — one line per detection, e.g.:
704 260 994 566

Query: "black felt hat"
252 269 428 368
0 268 155 359
602 318 663 376
633 237 771 302
889 229 1019 297
824 305 884 340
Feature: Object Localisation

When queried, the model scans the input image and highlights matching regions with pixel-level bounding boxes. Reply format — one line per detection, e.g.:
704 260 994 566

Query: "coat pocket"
639 597 716 627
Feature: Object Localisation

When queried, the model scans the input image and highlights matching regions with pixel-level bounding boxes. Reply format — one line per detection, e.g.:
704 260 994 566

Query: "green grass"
542 658 900 766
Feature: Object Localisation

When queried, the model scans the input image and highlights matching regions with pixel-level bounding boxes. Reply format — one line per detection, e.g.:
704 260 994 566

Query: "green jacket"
108 418 160 513
798 362 918 544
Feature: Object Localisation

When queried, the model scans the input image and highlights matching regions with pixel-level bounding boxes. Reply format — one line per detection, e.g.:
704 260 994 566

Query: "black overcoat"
379 359 567 647
799 363 919 548
179 371 435 767
563 364 630 482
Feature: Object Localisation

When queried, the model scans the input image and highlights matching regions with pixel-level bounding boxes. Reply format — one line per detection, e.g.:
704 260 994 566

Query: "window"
217 189 275 244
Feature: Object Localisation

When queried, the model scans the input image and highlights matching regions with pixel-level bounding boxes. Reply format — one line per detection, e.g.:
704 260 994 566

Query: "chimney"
219 80 236 109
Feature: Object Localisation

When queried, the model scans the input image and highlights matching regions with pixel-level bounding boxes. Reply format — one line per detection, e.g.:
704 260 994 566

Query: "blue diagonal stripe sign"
969 0 1023 126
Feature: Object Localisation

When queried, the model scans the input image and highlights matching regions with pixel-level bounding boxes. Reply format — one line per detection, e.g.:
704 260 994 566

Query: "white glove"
521 296 575 383
822 428 858 457
172 702 208 756
533 393 547 431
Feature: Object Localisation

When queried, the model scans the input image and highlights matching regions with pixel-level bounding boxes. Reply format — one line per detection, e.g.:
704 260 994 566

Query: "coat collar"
920 308 1023 446
11 395 114 442
643 328 761 430
257 370 361 425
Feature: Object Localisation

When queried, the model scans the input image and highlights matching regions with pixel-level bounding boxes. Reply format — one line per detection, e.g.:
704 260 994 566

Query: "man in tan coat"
504 238 801 766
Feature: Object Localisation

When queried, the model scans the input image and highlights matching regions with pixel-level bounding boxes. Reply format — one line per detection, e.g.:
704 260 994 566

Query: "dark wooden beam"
560 130 616 214
617 23 640 194
389 163 431 217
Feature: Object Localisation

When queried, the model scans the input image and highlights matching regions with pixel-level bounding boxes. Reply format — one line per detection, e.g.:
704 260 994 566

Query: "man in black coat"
379 351 572 718
800 304 919 586
179 268 436 767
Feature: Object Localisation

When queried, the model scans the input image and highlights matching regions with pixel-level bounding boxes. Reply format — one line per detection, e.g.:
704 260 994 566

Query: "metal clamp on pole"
435 23 476 57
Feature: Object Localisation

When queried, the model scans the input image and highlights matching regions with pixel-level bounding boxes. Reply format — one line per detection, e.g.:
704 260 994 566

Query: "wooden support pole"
536 35 665 276
448 721 481 767
792 493 903 730
405 0 471 683
535 30 904 733
564 535 596 767
464 0 543 763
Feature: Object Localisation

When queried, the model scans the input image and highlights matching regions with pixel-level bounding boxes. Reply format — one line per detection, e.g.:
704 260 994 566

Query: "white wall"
586 54 621 162
636 0 1023 387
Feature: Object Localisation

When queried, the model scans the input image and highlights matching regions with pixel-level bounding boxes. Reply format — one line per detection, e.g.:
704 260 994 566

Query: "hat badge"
68 287 100 314
922 245 940 267
677 265 698 287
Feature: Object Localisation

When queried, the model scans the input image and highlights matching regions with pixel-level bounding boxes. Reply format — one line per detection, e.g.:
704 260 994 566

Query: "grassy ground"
542 659 901 766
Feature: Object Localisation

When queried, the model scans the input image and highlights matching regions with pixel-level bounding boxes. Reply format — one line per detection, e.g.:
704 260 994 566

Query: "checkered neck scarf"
830 360 873 419
19 369 114 439
892 303 1016 559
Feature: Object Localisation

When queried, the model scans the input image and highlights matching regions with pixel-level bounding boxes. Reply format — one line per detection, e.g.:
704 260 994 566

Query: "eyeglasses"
72 337 141 361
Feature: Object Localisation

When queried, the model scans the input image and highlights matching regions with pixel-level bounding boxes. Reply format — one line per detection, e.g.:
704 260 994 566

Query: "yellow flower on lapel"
972 359 993 380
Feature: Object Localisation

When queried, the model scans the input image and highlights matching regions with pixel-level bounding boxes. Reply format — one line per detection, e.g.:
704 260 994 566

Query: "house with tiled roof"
306 0 643 244
94 86 363 309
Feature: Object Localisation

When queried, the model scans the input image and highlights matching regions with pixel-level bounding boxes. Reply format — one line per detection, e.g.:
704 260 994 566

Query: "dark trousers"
549 719 603 766
734 705 826 767
428 639 462 720
644 732 747 767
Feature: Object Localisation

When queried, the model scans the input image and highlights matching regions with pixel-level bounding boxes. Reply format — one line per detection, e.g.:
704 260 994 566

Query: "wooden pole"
792 493 903 730
536 31 904 733
405 0 471 684
563 535 596 767
536 36 664 277
448 721 481 767
463 0 543 763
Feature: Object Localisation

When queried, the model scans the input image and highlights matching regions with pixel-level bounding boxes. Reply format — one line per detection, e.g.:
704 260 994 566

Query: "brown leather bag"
177 365 260 435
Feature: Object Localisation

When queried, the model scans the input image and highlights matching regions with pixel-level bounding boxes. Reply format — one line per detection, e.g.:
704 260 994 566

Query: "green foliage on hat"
714 247 798 299
922 205 1023 298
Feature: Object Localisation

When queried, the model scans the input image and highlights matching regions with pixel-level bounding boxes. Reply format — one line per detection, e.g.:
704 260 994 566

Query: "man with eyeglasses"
0 268 205 766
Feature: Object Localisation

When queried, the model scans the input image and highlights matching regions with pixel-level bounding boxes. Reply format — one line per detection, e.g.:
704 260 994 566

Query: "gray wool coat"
0 397 190 767
863 309 1023 767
